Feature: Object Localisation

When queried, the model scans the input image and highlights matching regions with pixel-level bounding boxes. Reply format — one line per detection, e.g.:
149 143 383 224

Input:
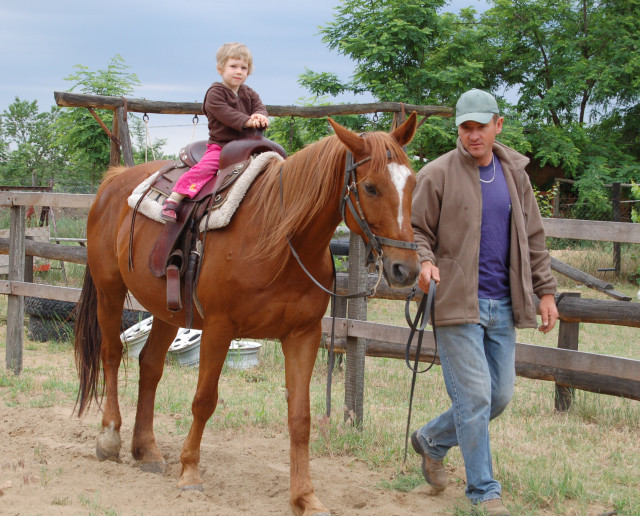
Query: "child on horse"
161 42 270 222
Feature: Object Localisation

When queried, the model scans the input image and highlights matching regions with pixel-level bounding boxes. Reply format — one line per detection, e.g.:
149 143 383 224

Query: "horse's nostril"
392 263 408 282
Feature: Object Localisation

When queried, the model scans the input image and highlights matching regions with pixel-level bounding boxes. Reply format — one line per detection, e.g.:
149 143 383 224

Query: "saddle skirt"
127 151 284 232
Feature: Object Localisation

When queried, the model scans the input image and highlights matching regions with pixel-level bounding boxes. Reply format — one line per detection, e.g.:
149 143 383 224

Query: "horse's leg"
177 327 230 490
282 325 331 516
95 285 129 462
131 318 179 473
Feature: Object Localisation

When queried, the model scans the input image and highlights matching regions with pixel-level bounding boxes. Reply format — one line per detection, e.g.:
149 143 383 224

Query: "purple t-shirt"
478 155 511 299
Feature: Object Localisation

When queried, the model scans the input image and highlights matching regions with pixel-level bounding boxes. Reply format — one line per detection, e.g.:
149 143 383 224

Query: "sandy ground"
0 397 477 516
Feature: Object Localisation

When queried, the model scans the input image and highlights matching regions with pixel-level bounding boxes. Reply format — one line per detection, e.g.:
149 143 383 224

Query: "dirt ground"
0 400 475 516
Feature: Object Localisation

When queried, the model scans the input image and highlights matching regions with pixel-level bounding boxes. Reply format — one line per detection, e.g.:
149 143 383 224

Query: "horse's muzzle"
383 254 420 288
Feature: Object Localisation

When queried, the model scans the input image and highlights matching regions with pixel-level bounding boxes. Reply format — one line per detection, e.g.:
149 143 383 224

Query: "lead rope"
143 113 156 162
326 253 338 417
190 115 199 142
403 279 438 463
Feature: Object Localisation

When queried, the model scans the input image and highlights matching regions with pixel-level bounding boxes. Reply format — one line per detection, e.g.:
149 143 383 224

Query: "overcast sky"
1 0 487 154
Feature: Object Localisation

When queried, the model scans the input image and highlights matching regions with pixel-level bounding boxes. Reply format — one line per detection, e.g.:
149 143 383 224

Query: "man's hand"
538 294 558 334
418 261 440 293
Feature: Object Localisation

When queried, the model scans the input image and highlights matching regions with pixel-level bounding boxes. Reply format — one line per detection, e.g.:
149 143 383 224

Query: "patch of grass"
78 492 119 515
51 496 73 506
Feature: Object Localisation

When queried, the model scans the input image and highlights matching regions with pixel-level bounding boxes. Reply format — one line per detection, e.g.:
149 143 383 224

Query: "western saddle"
130 130 286 327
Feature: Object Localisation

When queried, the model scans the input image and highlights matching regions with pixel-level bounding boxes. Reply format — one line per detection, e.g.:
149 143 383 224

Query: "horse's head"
329 114 420 288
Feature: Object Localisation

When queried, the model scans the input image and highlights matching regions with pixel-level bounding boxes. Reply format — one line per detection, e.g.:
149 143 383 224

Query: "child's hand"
246 113 269 128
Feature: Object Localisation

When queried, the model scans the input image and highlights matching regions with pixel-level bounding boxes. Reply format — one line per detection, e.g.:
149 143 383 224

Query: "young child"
161 42 270 222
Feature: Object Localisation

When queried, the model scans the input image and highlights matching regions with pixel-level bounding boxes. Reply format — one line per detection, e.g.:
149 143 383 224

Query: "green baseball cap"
455 89 499 126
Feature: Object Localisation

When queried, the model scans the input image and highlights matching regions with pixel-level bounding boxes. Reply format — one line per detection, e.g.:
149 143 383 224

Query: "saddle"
131 131 286 327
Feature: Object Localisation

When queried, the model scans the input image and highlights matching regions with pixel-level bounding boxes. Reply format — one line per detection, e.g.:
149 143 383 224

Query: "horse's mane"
96 166 128 197
248 130 410 268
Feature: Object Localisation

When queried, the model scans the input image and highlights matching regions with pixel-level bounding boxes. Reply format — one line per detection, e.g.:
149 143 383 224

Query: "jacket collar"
456 138 529 172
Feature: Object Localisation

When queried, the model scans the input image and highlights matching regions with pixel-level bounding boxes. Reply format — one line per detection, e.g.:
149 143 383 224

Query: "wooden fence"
3 92 640 420
2 191 640 425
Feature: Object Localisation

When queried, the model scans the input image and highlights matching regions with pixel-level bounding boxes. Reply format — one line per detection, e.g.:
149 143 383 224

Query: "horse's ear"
390 111 417 147
328 117 366 155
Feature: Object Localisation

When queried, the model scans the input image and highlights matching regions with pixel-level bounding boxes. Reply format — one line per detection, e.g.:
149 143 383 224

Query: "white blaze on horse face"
388 162 412 229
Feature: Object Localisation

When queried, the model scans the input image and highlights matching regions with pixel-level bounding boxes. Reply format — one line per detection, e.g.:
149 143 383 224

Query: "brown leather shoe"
477 498 511 515
410 431 447 492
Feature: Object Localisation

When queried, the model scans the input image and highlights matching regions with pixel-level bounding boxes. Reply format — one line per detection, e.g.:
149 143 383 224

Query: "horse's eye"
364 183 378 196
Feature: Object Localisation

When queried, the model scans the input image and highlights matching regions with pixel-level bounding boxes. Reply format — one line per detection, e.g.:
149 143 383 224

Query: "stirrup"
160 198 179 222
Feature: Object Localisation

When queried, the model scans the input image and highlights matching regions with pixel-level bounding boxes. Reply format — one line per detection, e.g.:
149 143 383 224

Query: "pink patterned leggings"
172 143 222 198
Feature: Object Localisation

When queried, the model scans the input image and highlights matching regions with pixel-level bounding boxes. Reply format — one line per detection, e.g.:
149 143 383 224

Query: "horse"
73 113 420 515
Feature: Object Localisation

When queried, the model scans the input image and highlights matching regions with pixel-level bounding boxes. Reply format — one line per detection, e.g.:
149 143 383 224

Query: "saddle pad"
127 151 284 231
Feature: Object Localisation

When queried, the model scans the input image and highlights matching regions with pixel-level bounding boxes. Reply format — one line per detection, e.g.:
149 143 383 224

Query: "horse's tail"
73 264 103 416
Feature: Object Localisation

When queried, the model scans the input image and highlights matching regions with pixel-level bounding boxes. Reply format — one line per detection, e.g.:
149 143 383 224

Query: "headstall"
339 149 418 272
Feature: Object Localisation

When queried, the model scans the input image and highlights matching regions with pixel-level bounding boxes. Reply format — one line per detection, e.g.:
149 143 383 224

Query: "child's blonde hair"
216 42 253 75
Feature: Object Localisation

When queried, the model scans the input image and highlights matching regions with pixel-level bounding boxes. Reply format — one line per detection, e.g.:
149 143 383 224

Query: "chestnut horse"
74 115 419 515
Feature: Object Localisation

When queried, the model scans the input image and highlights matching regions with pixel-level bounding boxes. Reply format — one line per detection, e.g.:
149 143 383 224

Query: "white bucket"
120 316 154 358
168 328 203 366
120 317 261 369
225 340 262 370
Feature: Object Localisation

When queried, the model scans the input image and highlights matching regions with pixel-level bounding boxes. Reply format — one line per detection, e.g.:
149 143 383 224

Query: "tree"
57 54 141 186
302 0 506 164
0 98 66 187
305 0 640 218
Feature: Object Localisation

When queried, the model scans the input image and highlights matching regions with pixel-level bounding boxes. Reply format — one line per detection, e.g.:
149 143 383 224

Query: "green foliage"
0 98 66 187
306 0 505 162
533 182 558 219
56 54 141 187
305 0 640 211
631 182 640 224
0 55 159 193
265 97 370 154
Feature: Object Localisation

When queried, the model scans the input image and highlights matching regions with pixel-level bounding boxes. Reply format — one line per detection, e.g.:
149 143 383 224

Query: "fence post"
6 205 26 374
344 234 367 426
115 106 135 168
612 182 621 276
110 109 122 167
554 292 581 411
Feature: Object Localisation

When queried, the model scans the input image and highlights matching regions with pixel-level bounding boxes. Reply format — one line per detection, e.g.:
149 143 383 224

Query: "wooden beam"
116 106 134 167
54 91 453 118
543 218 640 244
0 192 94 209
320 317 640 401
0 280 145 311
0 238 87 264
550 257 630 301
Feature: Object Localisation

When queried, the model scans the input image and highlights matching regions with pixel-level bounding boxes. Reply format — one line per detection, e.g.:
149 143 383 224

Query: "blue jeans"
415 297 516 503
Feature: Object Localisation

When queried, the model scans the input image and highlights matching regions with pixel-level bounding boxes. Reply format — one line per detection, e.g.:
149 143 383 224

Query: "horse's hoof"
179 484 204 492
96 422 121 462
139 461 167 474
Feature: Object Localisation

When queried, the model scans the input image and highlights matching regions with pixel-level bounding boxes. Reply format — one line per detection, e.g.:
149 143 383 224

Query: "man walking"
410 89 558 515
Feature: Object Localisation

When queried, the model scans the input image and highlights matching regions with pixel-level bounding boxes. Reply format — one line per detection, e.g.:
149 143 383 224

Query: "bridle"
282 145 418 300
340 150 418 269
